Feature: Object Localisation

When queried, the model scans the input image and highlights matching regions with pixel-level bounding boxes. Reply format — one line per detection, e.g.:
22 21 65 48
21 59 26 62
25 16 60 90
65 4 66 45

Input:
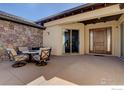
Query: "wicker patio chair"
6 48 29 68
6 48 14 61
33 48 51 66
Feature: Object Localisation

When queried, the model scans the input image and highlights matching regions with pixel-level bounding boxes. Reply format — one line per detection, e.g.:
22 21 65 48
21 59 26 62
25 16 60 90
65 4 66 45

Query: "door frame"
89 27 112 54
63 29 80 54
120 22 124 57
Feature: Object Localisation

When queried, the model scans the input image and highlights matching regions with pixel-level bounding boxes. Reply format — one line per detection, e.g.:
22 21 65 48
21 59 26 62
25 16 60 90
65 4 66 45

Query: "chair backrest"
6 48 17 61
8 48 17 56
18 47 28 52
39 48 50 55
39 48 51 60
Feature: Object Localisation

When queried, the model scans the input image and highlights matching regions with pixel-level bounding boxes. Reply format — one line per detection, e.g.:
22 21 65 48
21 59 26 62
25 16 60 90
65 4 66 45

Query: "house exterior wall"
43 21 121 57
43 4 124 57
43 25 62 55
117 14 124 57
0 19 43 61
43 23 85 55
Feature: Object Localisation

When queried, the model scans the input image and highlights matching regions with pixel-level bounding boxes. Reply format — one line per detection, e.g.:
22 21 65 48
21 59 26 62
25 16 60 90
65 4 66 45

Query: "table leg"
28 54 33 63
28 54 38 63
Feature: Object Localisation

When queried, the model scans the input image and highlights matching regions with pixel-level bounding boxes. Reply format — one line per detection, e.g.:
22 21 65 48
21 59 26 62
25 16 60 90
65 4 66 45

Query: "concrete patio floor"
0 55 124 85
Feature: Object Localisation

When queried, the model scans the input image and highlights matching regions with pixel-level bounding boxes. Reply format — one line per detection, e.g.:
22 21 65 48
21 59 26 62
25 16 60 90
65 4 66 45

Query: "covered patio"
0 3 124 85
1 55 124 85
41 3 124 57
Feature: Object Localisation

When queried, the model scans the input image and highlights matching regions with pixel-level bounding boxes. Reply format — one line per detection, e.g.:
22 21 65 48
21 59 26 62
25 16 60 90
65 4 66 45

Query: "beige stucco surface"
43 4 124 57
43 23 84 55
43 25 63 55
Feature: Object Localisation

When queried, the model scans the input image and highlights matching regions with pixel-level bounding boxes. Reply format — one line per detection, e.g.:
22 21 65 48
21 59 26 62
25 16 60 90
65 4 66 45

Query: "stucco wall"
0 19 43 61
43 25 62 55
44 21 121 56
43 4 124 57
84 21 120 56
43 23 85 55
117 14 124 57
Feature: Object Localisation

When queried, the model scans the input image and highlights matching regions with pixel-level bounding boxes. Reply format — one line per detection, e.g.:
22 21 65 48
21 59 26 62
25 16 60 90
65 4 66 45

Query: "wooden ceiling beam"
80 14 122 25
120 3 124 9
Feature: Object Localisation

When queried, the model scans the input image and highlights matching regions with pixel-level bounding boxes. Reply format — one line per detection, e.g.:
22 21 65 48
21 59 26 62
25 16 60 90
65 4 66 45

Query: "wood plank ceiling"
79 14 122 25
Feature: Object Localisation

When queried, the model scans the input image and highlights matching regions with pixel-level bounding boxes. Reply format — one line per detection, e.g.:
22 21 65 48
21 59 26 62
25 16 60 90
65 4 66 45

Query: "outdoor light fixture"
98 17 101 19
47 32 50 35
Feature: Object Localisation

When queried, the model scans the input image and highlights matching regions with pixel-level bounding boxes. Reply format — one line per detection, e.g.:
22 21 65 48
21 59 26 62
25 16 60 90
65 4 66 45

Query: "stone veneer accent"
0 19 43 61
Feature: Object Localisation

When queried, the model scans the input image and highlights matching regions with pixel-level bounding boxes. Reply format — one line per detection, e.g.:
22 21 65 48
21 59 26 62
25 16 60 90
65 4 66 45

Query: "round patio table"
22 50 47 66
22 50 39 63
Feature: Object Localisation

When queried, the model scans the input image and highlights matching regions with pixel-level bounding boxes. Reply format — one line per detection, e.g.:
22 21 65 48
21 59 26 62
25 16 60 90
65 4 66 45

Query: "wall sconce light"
98 17 101 20
47 32 50 35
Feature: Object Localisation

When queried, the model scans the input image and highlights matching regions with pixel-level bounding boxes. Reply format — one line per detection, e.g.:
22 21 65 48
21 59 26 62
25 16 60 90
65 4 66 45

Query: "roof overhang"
36 3 118 25
0 11 45 29
43 4 124 27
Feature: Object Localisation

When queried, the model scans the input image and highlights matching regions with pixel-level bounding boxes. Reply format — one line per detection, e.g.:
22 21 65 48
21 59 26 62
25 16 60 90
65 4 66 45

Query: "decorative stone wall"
0 19 43 61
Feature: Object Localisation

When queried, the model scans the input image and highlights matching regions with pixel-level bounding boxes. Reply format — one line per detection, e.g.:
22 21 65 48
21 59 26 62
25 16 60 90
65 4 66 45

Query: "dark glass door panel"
121 23 124 56
72 30 79 53
64 29 79 53
64 30 71 53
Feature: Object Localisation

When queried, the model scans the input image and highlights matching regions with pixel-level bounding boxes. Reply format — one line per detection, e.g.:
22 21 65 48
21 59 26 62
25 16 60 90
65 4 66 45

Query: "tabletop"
22 50 39 54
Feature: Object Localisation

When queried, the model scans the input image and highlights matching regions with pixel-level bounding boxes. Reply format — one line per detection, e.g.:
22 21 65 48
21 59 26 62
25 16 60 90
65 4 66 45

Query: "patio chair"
6 48 14 61
33 48 51 66
47 48 51 60
6 48 29 68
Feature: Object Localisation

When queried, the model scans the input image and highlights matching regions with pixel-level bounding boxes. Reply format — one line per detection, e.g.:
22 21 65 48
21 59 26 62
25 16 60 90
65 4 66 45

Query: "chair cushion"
14 55 28 61
10 48 17 56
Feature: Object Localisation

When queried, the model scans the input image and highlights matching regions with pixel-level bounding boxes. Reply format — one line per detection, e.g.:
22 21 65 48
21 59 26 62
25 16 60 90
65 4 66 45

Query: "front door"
89 27 112 54
64 29 79 53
